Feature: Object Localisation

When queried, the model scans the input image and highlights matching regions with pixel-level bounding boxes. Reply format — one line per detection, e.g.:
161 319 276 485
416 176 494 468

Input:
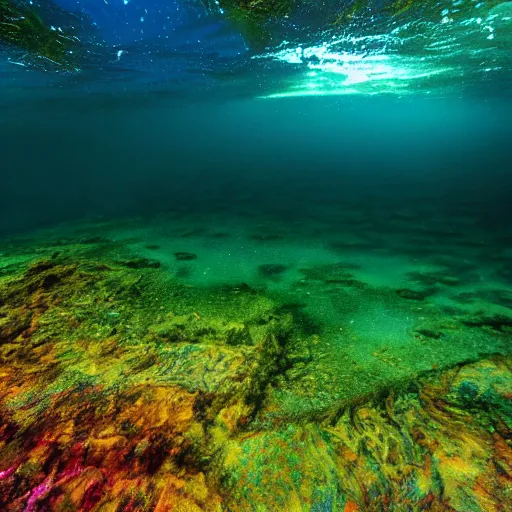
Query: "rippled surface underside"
1 0 511 101
256 1 512 98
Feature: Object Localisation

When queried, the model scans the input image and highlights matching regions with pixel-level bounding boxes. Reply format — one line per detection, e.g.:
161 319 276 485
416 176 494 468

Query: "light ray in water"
255 2 512 98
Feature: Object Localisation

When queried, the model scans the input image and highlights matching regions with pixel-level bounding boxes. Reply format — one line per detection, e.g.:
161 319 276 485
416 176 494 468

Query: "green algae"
0 0 79 67
211 0 295 49
0 218 511 510
220 357 512 511
4 221 510 419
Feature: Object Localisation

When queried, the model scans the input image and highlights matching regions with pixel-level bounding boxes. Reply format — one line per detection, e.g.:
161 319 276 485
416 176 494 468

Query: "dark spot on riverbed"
174 252 197 261
258 264 288 279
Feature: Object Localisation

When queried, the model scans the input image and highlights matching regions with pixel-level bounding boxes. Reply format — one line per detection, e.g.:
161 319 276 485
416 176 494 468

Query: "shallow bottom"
0 194 511 510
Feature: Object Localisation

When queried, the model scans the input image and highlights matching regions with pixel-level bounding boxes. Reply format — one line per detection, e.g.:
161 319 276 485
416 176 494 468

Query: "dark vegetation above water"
207 0 505 49
0 0 507 65
0 0 86 67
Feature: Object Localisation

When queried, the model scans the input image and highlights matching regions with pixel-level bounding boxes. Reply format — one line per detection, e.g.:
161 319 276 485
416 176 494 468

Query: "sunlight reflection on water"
254 2 512 98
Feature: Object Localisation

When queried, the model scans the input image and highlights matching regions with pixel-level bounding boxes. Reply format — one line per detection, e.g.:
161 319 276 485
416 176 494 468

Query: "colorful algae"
0 214 510 511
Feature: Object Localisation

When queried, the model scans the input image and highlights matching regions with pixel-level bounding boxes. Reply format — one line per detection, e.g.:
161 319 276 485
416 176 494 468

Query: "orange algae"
0 248 510 510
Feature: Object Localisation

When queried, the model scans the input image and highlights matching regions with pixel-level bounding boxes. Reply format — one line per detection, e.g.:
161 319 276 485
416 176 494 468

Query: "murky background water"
1 0 511 232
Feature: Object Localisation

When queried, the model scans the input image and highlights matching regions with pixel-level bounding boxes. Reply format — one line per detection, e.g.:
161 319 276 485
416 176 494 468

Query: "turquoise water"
1 1 512 511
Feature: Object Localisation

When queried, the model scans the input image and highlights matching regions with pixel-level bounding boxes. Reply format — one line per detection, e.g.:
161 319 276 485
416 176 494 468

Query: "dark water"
1 1 512 511
2 0 511 235
2 96 511 232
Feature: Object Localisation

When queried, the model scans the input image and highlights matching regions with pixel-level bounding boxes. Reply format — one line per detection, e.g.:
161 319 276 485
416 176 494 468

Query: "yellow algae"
0 246 510 511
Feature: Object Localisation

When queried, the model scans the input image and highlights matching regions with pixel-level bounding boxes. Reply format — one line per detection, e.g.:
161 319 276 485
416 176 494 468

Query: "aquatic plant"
200 0 296 49
0 220 511 510
0 0 77 67
331 0 372 25
208 0 507 51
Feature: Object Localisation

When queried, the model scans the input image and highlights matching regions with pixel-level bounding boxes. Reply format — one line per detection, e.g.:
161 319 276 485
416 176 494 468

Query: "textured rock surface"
0 231 510 511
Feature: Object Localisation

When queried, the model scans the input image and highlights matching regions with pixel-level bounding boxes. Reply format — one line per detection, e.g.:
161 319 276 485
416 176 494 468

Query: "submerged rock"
461 314 512 332
0 244 510 511
407 270 461 287
396 287 432 301
416 327 444 339
174 252 198 261
118 257 161 269
220 356 512 511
